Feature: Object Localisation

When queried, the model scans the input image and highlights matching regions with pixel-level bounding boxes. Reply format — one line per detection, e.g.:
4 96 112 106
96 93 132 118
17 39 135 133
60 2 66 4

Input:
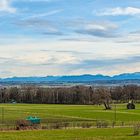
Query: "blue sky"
0 0 140 77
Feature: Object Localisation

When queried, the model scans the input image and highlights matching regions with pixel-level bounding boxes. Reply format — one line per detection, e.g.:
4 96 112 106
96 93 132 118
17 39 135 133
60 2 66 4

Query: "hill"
0 72 140 85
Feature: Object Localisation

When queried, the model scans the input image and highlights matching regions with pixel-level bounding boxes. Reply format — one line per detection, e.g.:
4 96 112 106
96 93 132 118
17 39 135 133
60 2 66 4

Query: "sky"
0 0 140 78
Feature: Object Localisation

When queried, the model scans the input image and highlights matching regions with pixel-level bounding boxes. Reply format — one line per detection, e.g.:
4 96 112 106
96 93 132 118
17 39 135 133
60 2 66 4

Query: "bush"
81 122 92 128
50 123 62 129
16 120 31 130
133 124 140 136
96 120 109 128
41 125 48 129
63 122 69 129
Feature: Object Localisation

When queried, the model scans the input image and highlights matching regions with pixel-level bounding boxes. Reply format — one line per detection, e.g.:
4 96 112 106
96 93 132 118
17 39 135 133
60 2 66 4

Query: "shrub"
96 120 109 128
41 125 48 129
63 122 69 129
81 122 92 128
16 120 31 130
50 123 62 129
133 124 140 136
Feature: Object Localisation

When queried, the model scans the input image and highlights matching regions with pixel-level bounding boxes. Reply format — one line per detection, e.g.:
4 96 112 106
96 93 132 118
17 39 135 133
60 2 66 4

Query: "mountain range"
0 72 140 84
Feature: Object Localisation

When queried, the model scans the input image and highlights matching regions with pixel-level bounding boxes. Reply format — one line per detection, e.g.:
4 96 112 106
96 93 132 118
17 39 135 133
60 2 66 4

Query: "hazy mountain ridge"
0 72 140 83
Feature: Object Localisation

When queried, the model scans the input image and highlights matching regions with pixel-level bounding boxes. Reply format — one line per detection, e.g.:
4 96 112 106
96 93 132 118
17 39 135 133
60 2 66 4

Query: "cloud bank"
97 7 140 16
0 0 16 13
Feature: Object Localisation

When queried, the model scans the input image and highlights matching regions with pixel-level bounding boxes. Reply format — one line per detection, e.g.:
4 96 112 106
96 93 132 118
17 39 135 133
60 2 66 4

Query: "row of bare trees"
0 85 140 109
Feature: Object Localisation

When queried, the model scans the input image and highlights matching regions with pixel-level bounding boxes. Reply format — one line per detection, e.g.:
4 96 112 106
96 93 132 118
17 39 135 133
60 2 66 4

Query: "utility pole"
114 104 117 122
112 103 117 128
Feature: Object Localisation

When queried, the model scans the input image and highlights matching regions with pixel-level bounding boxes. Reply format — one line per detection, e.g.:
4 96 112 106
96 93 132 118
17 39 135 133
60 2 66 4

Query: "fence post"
1 107 4 124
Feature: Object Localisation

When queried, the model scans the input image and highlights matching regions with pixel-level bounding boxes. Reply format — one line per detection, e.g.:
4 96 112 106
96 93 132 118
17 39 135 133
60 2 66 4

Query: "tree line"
0 85 140 109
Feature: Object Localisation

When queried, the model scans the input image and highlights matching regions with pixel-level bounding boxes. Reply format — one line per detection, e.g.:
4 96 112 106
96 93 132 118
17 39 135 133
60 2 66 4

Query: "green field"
0 104 140 140
1 128 140 140
0 104 140 123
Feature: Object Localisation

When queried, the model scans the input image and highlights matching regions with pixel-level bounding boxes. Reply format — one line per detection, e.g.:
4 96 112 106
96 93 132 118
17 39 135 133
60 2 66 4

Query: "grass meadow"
0 103 140 140
1 128 140 140
1 104 140 123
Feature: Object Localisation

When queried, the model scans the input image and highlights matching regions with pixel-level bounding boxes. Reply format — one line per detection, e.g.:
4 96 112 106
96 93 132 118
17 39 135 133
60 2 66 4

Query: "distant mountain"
0 76 60 82
56 74 110 81
0 72 140 84
112 72 140 80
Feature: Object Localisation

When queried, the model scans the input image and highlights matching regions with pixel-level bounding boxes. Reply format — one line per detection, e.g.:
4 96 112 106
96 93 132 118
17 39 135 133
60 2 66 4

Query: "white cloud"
23 9 63 19
0 0 16 13
0 39 139 77
97 7 140 16
75 21 118 38
14 0 57 2
17 51 79 65
84 22 117 31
